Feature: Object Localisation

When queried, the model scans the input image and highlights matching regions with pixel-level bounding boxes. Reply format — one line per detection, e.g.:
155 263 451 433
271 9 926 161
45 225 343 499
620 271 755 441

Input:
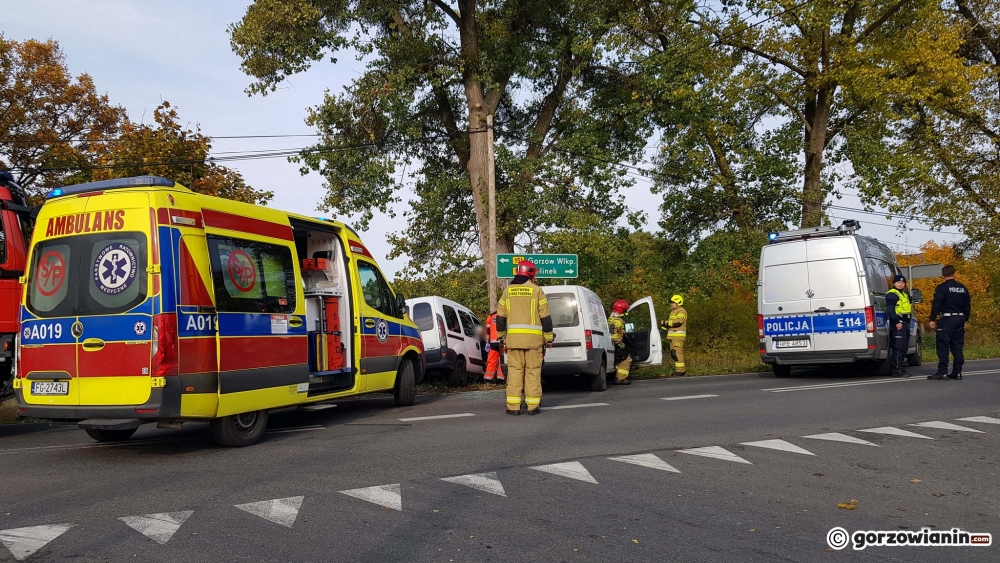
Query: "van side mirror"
396 293 407 316
910 288 923 304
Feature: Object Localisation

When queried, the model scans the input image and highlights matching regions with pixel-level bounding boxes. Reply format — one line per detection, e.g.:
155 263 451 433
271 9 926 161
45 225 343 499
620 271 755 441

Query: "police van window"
864 257 887 294
762 262 809 303
207 235 295 314
882 261 901 289
442 305 461 334
807 258 861 298
412 302 434 331
548 293 580 328
458 310 477 337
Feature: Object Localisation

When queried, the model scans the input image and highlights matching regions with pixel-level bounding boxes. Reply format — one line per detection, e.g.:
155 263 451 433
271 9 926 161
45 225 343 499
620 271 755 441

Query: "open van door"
625 297 662 366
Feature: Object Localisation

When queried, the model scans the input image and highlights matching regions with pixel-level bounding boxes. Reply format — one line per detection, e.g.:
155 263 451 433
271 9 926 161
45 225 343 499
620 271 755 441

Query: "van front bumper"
761 348 882 365
14 378 181 421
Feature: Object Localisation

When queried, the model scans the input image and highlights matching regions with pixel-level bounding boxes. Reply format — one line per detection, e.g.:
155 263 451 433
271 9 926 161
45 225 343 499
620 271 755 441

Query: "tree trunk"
800 88 831 228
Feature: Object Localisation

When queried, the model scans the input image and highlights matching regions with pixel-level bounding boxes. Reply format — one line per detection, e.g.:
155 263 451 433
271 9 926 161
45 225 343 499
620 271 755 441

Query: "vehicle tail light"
151 314 178 377
864 306 875 334
757 315 765 338
584 329 593 350
436 314 447 349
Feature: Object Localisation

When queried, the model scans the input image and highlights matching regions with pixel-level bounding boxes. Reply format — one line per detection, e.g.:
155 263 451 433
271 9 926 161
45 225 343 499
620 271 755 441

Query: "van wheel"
773 364 792 378
210 410 268 447
448 358 468 387
394 359 416 406
907 338 923 366
590 359 608 392
84 428 137 443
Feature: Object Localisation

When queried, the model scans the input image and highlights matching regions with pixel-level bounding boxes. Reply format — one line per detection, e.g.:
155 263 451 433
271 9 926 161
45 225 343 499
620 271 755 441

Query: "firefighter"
885 274 913 378
484 311 504 382
659 295 687 376
608 299 632 385
497 260 554 414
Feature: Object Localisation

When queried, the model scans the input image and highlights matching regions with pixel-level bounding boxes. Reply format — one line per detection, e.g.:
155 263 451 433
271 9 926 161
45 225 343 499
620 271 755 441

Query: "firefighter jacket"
608 314 626 348
497 280 554 349
667 306 687 340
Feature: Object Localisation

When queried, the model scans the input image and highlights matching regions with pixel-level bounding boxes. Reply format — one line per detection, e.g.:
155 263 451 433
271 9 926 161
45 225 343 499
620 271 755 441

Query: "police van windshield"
548 293 580 328
27 233 148 318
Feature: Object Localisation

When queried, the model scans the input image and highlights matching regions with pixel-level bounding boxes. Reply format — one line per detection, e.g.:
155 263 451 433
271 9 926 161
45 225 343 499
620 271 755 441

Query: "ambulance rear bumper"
14 379 181 421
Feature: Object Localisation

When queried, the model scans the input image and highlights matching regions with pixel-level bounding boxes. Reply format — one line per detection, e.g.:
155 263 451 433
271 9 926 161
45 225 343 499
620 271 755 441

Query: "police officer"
885 274 913 378
608 300 632 385
659 295 687 376
497 260 554 414
928 265 971 380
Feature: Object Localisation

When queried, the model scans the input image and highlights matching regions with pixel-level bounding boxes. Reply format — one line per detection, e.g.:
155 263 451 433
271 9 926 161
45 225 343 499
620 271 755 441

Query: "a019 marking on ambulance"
21 320 75 344
180 313 216 337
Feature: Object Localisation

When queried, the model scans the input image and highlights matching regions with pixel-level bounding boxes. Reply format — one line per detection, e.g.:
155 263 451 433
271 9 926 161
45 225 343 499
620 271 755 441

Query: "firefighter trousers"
506 347 543 411
614 355 632 381
485 347 504 381
669 338 685 373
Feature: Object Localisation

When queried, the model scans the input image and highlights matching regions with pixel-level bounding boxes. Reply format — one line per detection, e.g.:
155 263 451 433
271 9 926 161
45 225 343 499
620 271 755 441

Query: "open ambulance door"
625 296 662 366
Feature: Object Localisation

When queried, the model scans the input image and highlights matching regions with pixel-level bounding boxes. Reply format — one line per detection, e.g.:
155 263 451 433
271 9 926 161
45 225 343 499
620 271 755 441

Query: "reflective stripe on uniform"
675 362 685 369
509 328 544 335
617 368 629 376
668 331 686 337
507 396 522 405
525 397 541 405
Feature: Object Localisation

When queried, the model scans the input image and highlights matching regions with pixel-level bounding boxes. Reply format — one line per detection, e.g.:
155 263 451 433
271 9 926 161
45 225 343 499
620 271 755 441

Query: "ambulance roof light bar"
768 219 860 244
47 175 176 199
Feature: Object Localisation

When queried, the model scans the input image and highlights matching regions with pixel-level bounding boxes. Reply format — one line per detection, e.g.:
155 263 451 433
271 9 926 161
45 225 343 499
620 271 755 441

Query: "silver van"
757 220 923 377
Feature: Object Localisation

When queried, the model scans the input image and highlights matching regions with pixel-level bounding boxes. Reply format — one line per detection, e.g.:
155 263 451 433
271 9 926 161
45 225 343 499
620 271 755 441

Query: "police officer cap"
893 274 906 283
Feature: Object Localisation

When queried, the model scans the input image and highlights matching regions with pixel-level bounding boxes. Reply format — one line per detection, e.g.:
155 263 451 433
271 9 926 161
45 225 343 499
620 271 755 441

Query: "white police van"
757 220 922 377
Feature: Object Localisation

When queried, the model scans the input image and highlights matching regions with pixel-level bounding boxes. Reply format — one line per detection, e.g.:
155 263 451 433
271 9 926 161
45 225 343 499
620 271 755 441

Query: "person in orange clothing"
484 311 504 382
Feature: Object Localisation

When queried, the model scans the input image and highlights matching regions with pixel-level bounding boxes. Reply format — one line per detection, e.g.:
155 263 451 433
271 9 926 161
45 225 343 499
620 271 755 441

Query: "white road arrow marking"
911 421 984 433
676 446 752 464
608 453 681 473
119 511 193 545
441 472 507 497
531 461 598 484
800 432 878 446
857 427 934 440
0 523 75 561
741 439 815 455
234 496 304 528
339 484 403 511
956 416 1000 425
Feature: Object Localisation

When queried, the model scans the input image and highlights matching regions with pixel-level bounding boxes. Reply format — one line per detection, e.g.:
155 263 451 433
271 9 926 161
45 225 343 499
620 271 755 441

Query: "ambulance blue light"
49 188 63 197
768 232 778 240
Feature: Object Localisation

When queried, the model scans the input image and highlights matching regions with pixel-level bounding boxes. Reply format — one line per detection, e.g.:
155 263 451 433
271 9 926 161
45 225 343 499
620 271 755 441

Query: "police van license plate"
775 340 809 348
31 381 68 395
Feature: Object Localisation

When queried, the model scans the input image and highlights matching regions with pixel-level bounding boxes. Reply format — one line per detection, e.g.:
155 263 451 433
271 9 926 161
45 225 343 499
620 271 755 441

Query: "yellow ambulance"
14 176 423 446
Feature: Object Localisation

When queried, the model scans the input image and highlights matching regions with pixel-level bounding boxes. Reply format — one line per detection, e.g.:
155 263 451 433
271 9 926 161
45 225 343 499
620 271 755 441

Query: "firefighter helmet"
613 299 629 314
670 294 684 306
516 259 537 280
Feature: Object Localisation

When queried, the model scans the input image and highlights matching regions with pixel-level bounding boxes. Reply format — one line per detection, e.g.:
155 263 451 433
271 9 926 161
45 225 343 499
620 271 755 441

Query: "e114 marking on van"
764 311 868 337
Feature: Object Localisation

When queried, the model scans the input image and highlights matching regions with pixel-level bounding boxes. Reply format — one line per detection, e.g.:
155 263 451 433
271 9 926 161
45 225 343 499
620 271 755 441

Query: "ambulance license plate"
31 381 68 395
775 340 809 348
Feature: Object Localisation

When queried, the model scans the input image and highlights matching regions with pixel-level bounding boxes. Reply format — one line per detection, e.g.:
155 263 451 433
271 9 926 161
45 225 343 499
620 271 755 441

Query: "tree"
229 0 650 307
703 0 971 227
81 102 273 205
0 37 125 197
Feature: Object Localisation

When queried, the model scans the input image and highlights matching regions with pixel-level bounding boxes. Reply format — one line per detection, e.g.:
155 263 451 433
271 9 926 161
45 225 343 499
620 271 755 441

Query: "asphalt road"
1 360 999 562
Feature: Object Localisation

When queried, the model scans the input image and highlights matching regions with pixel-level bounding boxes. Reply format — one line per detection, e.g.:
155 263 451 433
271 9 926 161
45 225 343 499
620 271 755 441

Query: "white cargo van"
758 220 923 377
539 285 662 390
406 296 485 385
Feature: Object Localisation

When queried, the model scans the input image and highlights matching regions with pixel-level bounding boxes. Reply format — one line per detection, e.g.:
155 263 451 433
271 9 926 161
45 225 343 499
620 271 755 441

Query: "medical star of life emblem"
376 318 389 343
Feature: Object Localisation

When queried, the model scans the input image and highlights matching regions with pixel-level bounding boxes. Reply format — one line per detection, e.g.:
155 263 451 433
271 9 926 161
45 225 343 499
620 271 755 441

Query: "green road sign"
496 253 578 278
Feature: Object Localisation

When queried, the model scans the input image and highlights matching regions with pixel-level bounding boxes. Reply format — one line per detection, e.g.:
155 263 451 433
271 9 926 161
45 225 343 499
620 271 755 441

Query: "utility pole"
486 115 498 312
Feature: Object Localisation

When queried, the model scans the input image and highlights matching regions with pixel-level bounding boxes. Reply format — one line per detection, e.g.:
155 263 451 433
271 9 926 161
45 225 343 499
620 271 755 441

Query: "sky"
2 0 962 278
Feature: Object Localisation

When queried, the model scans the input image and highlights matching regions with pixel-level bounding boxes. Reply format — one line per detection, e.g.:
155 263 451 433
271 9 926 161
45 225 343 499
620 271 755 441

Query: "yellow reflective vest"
497 280 553 349
667 306 687 339
887 288 912 316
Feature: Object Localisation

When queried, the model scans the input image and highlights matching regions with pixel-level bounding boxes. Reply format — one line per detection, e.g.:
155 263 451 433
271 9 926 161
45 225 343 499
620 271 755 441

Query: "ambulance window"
207 235 295 314
357 261 392 316
458 310 476 337
26 241 72 315
84 233 148 314
412 302 434 331
442 305 461 334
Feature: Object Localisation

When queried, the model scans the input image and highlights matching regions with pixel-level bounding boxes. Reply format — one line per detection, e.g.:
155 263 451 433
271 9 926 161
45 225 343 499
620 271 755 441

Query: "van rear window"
27 233 148 318
808 258 861 298
411 302 434 331
762 262 809 303
547 293 580 328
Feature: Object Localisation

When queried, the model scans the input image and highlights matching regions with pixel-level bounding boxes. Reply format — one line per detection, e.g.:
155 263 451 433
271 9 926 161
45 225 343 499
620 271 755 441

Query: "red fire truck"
0 171 33 401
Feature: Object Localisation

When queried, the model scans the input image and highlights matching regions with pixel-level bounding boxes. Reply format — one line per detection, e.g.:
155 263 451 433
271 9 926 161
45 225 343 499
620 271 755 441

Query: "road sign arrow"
566 269 574 274
499 258 509 263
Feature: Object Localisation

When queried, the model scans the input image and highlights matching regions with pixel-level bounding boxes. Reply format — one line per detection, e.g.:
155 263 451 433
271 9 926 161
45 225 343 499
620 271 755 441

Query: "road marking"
531 461 599 484
119 511 193 545
910 421 985 433
763 378 919 392
0 523 75 561
956 416 1000 425
540 403 609 411
441 472 507 497
740 439 815 456
608 453 681 473
676 446 752 464
661 394 718 401
299 403 337 411
800 432 878 446
857 426 934 440
234 496 304 528
266 425 324 434
339 484 403 511
957 369 1000 375
399 413 474 422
